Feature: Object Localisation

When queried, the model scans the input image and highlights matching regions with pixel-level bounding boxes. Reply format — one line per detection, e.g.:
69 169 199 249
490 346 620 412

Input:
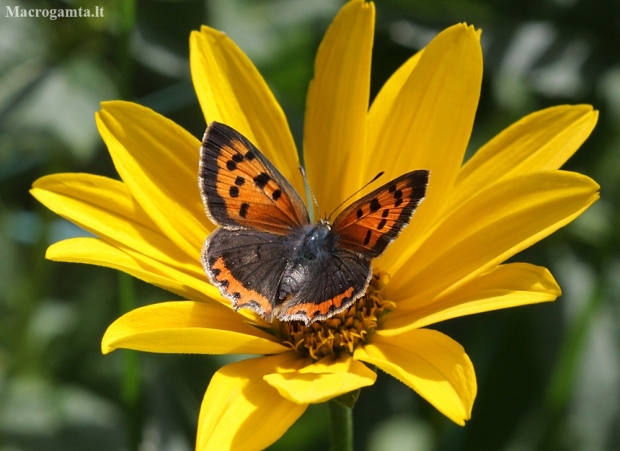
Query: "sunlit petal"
197 353 308 451
46 237 223 305
355 329 476 425
31 173 202 275
371 24 483 274
387 171 599 300
367 51 423 136
264 355 376 404
190 27 302 193
449 105 598 209
381 263 560 334
96 101 208 259
102 301 286 355
304 0 375 213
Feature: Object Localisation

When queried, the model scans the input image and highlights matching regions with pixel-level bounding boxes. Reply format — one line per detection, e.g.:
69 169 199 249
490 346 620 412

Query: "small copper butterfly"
199 122 429 325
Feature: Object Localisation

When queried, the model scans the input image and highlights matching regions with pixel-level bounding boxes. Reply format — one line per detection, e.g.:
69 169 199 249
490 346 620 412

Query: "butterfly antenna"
299 166 321 222
327 171 384 222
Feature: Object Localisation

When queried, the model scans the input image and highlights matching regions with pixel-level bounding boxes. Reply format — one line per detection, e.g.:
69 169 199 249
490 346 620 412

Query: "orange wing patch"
332 170 429 257
209 256 274 318
278 286 355 321
214 138 302 232
200 121 309 234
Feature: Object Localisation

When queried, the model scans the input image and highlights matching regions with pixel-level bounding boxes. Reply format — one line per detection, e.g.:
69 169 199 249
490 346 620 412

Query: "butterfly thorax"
277 220 338 302
298 219 334 257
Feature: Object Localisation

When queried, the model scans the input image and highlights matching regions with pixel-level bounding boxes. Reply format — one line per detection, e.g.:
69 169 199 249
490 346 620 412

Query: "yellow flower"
31 1 599 449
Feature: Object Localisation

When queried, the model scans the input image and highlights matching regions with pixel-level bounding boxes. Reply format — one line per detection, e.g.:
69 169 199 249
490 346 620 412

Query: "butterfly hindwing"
331 170 430 258
199 122 310 234
276 249 372 323
203 228 292 319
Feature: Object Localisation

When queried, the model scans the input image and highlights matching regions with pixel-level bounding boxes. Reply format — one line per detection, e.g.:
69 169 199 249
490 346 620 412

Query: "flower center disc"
277 272 393 360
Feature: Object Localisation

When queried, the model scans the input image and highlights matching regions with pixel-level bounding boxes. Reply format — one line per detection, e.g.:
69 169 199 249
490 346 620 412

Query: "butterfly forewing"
199 122 310 234
332 170 430 258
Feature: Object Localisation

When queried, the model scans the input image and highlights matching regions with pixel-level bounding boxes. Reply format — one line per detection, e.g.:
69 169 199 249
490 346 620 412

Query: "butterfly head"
316 218 331 228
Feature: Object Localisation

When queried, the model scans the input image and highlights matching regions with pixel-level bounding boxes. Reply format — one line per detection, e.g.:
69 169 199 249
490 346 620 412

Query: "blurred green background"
1 0 618 450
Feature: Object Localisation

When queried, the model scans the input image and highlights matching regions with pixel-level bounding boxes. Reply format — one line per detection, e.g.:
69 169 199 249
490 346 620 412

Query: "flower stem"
329 400 353 451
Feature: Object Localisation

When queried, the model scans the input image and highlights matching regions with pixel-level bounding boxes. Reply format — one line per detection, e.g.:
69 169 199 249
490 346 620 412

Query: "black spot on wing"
235 176 245 186
239 203 250 218
369 198 381 212
272 189 282 200
254 173 271 189
363 230 372 246
229 186 239 198
226 160 237 171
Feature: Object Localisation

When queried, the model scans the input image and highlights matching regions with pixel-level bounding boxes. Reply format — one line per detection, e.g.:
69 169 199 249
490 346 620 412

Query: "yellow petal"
47 237 266 325
31 173 202 276
355 329 476 425
101 301 286 355
370 24 482 274
197 353 308 451
367 50 423 143
96 101 208 259
264 355 376 404
449 105 598 209
387 171 599 301
380 263 560 335
304 0 375 214
46 237 223 305
190 27 302 193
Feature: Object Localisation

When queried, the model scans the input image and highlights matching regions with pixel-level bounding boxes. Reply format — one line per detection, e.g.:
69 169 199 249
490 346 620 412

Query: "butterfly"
199 122 430 325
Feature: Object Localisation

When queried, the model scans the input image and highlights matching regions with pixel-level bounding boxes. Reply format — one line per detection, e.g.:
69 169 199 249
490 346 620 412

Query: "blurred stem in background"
118 0 139 444
118 0 136 97
119 272 141 448
541 276 608 450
